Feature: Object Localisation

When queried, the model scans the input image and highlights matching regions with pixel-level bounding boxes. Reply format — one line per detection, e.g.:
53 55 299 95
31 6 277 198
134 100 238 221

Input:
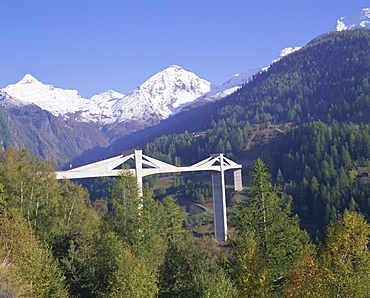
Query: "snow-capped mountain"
89 90 125 124
2 74 104 122
335 8 370 31
0 60 290 127
1 66 212 125
107 65 212 124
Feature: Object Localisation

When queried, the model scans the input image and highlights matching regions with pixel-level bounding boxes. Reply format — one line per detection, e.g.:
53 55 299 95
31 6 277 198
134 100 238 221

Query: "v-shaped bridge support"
56 150 242 242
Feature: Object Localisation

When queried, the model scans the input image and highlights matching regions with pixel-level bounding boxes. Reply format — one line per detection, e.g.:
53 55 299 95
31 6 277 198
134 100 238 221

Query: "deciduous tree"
319 211 370 297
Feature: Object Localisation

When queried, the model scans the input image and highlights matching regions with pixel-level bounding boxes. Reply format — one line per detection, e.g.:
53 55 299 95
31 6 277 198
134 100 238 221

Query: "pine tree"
158 242 198 298
276 168 284 184
233 159 310 294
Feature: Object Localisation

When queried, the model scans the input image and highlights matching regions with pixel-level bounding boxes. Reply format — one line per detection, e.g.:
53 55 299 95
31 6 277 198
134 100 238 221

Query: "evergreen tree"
233 159 310 294
276 168 284 184
158 242 199 298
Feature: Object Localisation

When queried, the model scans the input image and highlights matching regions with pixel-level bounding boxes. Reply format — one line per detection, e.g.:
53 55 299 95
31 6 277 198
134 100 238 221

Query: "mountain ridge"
1 65 215 126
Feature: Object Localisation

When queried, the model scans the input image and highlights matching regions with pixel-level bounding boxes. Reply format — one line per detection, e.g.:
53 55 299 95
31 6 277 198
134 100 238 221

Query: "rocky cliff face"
0 96 109 168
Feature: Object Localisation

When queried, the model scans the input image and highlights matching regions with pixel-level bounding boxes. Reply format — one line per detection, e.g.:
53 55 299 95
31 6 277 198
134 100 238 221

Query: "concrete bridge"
56 150 242 242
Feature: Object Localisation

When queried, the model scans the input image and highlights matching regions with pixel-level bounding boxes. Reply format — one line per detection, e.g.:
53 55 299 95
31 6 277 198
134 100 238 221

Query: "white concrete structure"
56 150 242 242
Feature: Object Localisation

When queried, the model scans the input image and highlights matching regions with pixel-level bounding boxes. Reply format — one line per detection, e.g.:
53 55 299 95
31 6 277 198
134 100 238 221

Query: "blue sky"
1 1 369 98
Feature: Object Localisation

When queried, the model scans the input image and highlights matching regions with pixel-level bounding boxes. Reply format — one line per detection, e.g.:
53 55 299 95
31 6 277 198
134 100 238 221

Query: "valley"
2 7 370 296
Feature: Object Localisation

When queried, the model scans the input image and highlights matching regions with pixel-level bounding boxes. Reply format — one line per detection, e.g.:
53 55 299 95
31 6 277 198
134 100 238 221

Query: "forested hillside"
1 148 370 297
262 121 370 233
226 28 370 124
143 29 370 165
142 30 370 234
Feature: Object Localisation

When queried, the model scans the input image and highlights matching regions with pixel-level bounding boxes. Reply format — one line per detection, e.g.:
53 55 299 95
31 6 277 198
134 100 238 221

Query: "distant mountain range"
0 7 369 168
1 65 260 127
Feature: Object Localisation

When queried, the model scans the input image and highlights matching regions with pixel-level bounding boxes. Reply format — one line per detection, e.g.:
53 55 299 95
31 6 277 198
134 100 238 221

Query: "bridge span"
56 150 242 242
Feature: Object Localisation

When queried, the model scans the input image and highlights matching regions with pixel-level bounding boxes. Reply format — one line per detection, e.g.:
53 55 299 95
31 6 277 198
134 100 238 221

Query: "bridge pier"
135 150 143 197
212 171 227 242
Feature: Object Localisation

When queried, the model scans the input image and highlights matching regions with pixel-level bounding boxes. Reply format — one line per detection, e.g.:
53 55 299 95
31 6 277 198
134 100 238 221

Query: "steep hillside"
223 29 370 124
139 29 370 164
0 93 109 168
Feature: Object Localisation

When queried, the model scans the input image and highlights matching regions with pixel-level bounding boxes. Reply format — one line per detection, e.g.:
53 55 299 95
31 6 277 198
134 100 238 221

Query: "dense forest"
225 29 370 124
1 148 370 297
262 121 370 230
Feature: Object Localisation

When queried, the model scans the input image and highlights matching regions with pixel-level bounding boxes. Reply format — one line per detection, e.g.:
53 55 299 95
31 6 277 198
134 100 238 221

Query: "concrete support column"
135 150 143 197
212 154 227 242
234 169 243 191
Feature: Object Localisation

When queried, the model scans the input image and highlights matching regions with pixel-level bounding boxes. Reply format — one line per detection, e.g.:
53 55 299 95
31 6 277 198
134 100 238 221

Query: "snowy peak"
109 65 212 123
90 90 124 104
142 64 212 105
335 8 370 31
221 69 261 88
18 74 42 85
168 65 182 70
139 65 211 99
1 75 96 121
